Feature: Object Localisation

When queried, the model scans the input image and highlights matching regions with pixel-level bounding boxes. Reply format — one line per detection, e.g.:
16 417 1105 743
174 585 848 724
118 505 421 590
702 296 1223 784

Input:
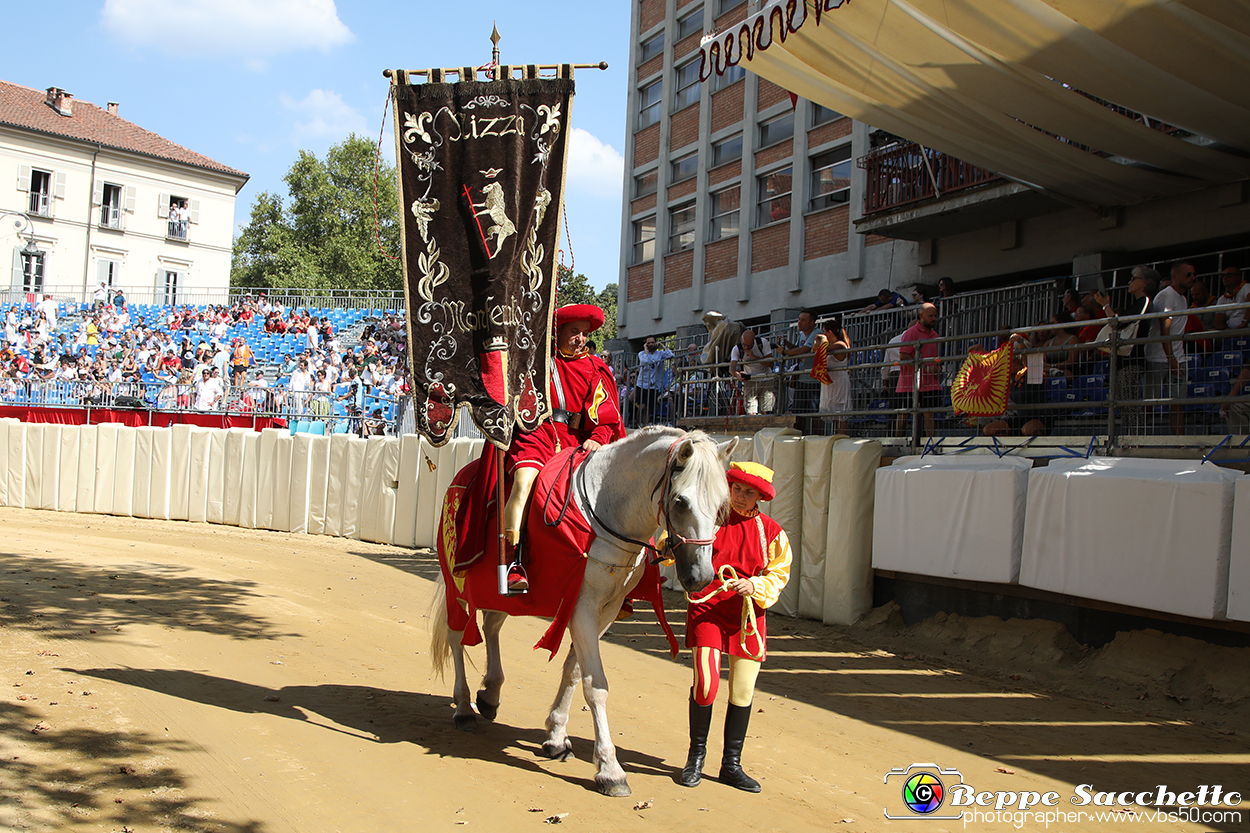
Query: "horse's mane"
619 426 727 522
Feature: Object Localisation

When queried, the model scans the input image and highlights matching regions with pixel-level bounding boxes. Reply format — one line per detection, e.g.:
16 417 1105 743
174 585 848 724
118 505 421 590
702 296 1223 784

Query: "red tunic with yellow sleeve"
686 508 792 660
506 351 623 474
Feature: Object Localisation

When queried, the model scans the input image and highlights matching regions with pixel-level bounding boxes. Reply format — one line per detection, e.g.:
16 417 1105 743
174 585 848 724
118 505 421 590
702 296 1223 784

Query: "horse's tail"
428 573 451 680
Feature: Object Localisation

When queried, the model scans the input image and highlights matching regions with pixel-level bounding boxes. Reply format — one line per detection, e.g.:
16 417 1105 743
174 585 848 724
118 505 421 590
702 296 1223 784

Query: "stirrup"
506 563 529 594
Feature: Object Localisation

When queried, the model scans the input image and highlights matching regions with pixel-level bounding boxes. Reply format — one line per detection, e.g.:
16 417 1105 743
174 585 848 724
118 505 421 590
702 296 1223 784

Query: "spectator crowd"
1 289 412 435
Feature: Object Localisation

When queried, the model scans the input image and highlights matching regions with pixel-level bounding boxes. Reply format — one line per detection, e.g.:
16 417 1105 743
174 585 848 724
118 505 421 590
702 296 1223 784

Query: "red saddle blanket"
438 447 679 658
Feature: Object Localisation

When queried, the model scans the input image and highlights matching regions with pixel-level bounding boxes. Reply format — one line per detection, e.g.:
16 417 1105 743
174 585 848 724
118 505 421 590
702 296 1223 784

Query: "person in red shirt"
502 304 622 591
679 462 792 793
895 303 942 437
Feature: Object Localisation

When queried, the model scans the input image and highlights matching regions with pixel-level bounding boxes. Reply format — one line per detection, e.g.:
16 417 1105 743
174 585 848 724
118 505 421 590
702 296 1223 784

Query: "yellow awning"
700 0 1250 208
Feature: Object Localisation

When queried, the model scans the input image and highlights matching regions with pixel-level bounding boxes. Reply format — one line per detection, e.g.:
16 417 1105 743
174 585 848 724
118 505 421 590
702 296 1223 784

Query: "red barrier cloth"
0 407 279 431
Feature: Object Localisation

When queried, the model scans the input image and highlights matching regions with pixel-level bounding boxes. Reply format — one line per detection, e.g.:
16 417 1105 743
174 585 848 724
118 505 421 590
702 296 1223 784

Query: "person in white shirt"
728 329 776 415
1214 266 1250 335
289 359 312 413
1144 261 1196 434
36 295 57 332
92 282 108 309
194 367 224 411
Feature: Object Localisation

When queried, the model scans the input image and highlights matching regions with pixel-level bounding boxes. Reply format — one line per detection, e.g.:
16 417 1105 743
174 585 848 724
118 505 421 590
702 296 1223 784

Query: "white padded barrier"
306 434 331 536
168 424 193 521
270 433 294 532
288 433 313 535
38 425 61 511
339 436 368 539
76 424 97 513
112 426 136 517
1228 477 1250 622
205 428 228 524
824 438 881 625
186 427 212 523
360 436 386 543
751 427 801 465
131 427 154 519
798 436 837 620
1020 457 1239 620
324 433 350 537
223 428 249 527
237 432 261 529
873 454 1033 584
361 436 399 544
391 433 425 548
148 426 172 521
412 437 443 550
255 428 282 530
92 423 119 515
56 425 80 513
377 437 400 545
28 425 56 512
768 436 805 618
7 420 27 509
0 419 13 506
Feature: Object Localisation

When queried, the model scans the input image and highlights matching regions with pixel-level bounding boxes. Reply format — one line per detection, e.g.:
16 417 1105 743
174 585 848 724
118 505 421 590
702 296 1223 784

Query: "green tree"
231 134 401 291
595 283 618 342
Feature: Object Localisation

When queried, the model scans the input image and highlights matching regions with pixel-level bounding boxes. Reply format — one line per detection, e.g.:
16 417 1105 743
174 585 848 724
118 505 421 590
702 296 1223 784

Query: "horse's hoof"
596 778 631 798
475 695 498 721
453 713 477 732
542 739 574 761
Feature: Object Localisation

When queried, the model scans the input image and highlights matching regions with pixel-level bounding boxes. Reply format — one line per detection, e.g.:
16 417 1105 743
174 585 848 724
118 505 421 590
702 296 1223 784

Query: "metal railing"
858 141 1004 215
656 305 1250 451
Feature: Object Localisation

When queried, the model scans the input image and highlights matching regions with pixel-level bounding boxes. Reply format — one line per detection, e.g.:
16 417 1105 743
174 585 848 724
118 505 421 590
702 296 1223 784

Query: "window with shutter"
17 165 31 191
189 200 200 224
53 172 66 200
92 180 104 205
158 193 170 218
124 186 136 213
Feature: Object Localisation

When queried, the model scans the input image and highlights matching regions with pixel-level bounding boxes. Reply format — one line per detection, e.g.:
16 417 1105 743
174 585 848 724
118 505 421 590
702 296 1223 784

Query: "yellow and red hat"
727 461 775 501
554 304 605 332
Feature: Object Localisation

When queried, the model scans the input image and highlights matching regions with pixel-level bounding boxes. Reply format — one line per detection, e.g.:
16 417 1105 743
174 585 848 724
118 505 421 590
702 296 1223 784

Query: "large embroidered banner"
391 67 574 447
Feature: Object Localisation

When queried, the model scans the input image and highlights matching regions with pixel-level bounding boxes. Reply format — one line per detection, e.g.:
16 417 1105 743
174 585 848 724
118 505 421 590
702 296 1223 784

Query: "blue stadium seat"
1210 350 1242 368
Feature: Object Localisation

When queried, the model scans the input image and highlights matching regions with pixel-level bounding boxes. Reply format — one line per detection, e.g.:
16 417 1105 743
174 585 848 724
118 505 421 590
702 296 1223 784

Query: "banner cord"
374 87 401 261
561 198 574 275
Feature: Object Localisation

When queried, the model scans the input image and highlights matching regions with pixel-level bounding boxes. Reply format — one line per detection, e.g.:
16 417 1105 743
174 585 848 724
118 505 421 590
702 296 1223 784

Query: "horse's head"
662 433 737 593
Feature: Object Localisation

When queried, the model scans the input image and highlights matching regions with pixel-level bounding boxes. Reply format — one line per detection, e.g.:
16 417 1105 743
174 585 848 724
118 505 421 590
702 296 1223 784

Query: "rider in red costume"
502 303 623 591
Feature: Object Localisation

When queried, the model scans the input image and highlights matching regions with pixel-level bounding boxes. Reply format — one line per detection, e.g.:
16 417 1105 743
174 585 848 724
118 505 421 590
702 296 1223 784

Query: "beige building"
0 80 248 306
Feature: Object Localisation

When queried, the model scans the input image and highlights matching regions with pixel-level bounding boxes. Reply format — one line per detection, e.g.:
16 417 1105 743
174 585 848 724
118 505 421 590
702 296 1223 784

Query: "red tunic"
506 351 623 474
686 508 792 661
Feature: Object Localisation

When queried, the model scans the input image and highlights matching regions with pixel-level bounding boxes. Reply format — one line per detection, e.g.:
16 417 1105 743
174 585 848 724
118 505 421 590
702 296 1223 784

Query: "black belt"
550 408 582 429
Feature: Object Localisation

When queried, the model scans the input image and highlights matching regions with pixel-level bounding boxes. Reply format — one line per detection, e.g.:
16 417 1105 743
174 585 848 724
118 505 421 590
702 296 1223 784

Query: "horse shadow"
66 667 678 793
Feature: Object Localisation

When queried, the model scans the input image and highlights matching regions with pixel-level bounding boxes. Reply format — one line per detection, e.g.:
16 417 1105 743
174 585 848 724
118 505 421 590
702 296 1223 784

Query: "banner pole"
496 444 509 595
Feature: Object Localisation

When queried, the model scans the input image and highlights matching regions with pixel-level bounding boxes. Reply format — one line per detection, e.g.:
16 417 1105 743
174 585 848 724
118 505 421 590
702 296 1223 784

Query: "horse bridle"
549 438 717 565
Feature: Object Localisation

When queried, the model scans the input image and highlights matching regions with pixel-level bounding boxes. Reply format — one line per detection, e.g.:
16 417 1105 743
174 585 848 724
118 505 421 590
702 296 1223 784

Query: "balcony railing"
100 205 123 230
859 141 1004 215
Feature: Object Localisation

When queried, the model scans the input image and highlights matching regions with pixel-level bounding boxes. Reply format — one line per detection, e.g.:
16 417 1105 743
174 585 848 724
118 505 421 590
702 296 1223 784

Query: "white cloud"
281 89 367 143
565 128 624 199
102 0 353 60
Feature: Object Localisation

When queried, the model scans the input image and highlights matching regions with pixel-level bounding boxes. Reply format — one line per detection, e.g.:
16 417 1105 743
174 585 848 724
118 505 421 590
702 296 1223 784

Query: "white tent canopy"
700 0 1250 208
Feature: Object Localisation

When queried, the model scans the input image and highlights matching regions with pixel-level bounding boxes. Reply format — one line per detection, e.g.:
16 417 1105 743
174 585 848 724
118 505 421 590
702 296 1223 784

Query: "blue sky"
2 0 631 292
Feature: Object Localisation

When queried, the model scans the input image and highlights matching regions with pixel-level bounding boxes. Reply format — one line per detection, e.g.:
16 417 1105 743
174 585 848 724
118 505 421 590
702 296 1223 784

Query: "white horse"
431 427 736 796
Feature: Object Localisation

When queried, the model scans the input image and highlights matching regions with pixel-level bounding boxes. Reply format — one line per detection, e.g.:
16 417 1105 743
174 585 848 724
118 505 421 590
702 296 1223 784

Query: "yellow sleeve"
749 527 792 609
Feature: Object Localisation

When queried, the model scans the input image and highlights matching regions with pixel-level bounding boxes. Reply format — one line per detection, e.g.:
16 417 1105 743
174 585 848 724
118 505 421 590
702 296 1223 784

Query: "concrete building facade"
0 81 248 306
617 0 918 341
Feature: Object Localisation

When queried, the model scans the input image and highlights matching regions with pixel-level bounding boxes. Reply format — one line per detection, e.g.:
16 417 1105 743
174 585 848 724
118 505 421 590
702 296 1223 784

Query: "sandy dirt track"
1 506 1248 833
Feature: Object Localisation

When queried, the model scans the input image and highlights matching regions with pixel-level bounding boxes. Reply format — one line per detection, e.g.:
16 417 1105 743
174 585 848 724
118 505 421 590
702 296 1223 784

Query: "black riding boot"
719 702 761 792
677 691 713 787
